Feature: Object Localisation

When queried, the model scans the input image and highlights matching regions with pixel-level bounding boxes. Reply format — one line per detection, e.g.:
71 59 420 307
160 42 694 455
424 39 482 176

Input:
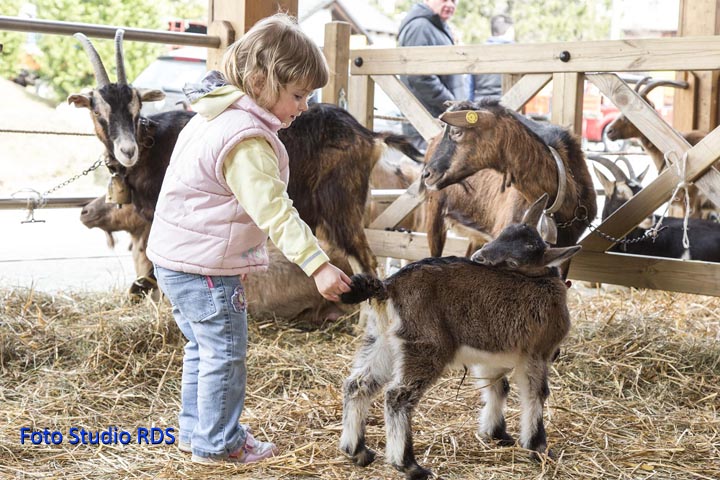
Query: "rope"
650 151 691 249
0 128 95 136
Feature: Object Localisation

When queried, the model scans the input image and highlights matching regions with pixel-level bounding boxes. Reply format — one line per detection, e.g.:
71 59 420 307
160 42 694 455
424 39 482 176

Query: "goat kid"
339 194 580 480
593 157 720 262
604 77 715 220
421 98 596 261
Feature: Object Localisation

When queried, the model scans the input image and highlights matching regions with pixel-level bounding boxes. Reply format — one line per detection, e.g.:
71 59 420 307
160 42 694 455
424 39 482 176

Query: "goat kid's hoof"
529 448 555 463
495 432 516 447
395 463 433 480
342 445 376 467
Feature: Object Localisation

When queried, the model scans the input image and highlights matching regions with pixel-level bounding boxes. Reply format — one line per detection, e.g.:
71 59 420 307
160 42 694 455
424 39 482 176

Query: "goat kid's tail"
378 133 424 163
340 274 387 304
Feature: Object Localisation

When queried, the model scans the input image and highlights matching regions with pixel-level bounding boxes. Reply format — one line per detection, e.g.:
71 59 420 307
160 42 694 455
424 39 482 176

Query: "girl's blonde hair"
222 13 329 108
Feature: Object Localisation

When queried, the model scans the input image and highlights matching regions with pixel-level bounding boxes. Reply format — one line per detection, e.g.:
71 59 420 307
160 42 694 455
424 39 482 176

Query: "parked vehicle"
132 47 207 116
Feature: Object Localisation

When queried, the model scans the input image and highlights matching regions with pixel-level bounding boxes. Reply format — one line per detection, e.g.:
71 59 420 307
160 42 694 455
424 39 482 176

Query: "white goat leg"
516 360 550 458
474 365 514 446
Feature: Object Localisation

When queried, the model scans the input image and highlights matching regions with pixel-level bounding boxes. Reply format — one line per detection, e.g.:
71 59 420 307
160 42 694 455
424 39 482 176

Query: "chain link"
554 204 667 246
36 156 105 206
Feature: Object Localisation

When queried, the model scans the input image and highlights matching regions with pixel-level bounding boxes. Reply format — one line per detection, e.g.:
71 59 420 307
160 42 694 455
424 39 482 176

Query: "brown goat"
80 195 155 301
421 98 597 259
339 195 580 480
81 194 353 323
366 153 424 231
604 78 715 220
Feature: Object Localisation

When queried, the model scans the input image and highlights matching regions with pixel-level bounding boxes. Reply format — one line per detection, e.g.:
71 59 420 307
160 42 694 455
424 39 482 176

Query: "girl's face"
270 82 312 127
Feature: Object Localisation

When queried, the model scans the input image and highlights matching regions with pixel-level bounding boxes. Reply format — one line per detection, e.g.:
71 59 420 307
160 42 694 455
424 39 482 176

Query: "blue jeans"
154 265 249 458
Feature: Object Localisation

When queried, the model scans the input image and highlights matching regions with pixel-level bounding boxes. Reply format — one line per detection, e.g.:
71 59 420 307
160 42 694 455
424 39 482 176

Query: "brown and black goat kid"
421 98 596 262
339 194 580 480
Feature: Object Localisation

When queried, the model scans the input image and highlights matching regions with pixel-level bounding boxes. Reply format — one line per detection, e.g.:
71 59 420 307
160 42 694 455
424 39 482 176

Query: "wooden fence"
321 24 720 296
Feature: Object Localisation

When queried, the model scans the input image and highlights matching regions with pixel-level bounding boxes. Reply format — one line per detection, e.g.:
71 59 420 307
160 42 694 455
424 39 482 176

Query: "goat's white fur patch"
384 399 409 466
472 365 510 437
451 346 520 371
515 364 544 448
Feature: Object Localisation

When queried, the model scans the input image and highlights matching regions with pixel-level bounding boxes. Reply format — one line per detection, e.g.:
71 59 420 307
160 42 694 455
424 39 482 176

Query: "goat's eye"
507 259 519 269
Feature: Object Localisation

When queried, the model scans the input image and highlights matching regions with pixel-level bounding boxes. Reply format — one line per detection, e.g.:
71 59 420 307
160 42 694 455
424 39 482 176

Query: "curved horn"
614 156 637 180
638 79 689 98
588 155 629 184
634 75 652 93
115 29 127 85
74 32 110 88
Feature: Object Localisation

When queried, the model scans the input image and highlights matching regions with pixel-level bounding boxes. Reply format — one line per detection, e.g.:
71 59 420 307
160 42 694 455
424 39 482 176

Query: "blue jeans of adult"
154 265 249 458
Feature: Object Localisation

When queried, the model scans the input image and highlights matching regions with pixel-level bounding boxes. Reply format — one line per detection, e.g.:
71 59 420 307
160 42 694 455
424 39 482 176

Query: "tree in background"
372 0 611 45
0 0 207 104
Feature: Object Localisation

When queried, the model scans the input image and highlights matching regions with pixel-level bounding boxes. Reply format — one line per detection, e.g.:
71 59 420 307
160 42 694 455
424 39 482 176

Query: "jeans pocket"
156 269 217 322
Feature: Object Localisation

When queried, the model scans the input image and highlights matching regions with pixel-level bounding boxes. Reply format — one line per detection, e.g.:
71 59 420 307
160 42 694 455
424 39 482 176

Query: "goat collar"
546 146 567 215
537 146 567 244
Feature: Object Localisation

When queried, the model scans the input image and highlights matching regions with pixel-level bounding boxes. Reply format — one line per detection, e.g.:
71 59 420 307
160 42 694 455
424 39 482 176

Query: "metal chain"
554 204 667 245
29 155 106 208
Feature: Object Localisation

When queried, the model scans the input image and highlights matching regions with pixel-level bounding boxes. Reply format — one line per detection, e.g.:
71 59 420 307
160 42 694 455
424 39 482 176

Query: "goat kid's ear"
68 93 92 109
138 89 166 103
439 109 493 128
542 245 581 267
522 192 549 227
593 166 616 197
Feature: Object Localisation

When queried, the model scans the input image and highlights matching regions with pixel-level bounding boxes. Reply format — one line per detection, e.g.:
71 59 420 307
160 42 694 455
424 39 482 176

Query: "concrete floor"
0 208 136 293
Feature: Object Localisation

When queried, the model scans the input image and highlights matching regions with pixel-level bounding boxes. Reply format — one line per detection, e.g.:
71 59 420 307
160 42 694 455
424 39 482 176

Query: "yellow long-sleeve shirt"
222 137 329 276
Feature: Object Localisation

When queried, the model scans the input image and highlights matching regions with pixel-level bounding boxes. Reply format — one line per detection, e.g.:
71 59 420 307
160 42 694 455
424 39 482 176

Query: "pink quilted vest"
147 95 289 275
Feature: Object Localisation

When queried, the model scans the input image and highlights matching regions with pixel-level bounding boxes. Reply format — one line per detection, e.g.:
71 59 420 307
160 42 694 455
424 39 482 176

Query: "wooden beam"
350 36 720 76
348 75 374 128
569 250 720 297
369 180 425 230
322 22 351 106
551 72 583 135
501 73 552 111
371 75 441 141
207 0 298 70
366 229 469 260
674 0 720 132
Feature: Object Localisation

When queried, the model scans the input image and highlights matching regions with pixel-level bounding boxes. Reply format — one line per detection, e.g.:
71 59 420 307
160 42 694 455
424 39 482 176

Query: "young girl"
146 14 352 465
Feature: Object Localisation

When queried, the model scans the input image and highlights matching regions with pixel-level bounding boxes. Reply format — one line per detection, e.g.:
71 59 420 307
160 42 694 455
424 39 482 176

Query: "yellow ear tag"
465 111 479 124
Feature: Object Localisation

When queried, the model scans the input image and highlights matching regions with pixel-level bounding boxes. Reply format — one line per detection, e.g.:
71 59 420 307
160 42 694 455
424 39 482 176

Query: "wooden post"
551 72 584 135
673 0 720 132
322 22 351 106
207 0 299 70
349 75 374 128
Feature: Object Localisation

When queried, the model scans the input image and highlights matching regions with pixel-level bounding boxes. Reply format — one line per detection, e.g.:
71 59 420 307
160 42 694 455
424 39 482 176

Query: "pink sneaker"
191 431 278 465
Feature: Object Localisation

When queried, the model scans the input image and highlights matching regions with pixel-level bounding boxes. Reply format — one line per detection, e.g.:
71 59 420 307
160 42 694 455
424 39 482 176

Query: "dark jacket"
398 3 466 117
470 37 514 100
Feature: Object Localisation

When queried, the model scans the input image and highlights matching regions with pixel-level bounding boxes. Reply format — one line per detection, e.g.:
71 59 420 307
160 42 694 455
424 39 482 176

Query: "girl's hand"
312 262 352 302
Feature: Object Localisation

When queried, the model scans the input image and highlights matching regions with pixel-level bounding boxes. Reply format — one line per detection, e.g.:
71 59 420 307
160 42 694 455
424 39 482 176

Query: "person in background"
398 0 466 151
147 13 351 465
470 14 515 101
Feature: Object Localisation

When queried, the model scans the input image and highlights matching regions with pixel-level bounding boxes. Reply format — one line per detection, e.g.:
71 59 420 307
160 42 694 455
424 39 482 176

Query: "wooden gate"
330 32 720 296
